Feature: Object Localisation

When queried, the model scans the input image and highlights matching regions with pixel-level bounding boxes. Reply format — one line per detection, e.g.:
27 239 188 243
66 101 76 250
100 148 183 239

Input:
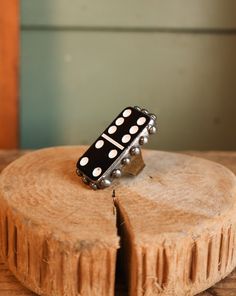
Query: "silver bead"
149 113 157 121
111 169 122 178
139 136 148 145
90 183 98 190
149 118 155 126
130 146 141 156
122 157 131 165
82 176 89 184
76 169 82 176
99 178 111 188
141 108 149 115
148 126 157 134
134 106 141 111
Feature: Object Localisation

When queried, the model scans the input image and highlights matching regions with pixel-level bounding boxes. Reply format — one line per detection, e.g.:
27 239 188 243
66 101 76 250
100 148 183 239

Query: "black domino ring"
76 106 157 190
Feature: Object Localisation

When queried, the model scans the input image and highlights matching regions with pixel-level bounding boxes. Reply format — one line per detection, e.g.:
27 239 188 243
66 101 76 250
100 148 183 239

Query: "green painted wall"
20 1 236 150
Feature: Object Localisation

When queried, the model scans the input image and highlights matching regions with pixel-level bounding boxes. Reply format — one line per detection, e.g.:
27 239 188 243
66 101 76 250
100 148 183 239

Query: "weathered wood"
0 260 36 295
0 0 19 149
0 150 29 172
115 150 236 295
0 147 119 296
185 151 236 175
0 149 236 296
0 150 37 295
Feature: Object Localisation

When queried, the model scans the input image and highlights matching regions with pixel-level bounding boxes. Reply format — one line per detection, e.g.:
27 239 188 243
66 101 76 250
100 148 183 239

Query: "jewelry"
76 106 157 189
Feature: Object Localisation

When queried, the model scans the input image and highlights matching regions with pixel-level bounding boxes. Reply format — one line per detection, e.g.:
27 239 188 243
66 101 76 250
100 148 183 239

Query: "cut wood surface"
0 147 119 296
115 150 236 295
0 149 236 296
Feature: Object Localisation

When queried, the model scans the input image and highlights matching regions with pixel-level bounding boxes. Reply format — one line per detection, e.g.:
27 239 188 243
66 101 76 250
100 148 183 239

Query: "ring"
76 106 157 189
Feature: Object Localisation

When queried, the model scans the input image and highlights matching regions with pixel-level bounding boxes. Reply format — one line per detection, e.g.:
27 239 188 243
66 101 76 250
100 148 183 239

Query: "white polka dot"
108 149 118 159
122 134 131 143
123 109 132 117
137 117 147 125
92 167 102 177
129 125 139 134
115 117 124 126
95 140 104 149
108 125 117 134
80 157 89 166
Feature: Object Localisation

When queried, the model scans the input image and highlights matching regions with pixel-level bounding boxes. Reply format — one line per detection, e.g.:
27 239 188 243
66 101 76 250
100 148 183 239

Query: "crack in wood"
40 239 50 288
27 242 30 276
142 248 147 292
5 216 9 258
162 248 169 286
77 254 82 294
226 225 232 270
13 225 17 269
1 150 236 295
207 239 212 279
190 242 197 283
218 231 224 271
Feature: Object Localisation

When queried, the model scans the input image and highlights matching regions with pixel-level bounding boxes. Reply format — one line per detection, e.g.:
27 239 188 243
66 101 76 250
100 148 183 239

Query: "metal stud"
149 118 155 127
90 183 98 190
82 176 89 184
111 169 122 178
99 178 111 188
149 113 157 121
130 146 141 156
122 157 131 166
148 126 157 134
139 136 148 145
141 109 149 115
134 106 141 111
76 169 82 177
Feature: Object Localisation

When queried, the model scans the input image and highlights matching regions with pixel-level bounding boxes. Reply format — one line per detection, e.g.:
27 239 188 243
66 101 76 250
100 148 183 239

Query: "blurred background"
1 0 236 150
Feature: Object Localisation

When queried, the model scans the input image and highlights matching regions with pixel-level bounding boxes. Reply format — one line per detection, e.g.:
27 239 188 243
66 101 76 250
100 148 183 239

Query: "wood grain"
115 150 236 295
0 150 236 296
0 147 119 296
0 0 19 149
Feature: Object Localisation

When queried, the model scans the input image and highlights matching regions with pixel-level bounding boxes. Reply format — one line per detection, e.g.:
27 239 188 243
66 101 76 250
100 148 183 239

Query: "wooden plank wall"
20 1 236 150
21 0 236 29
0 0 19 149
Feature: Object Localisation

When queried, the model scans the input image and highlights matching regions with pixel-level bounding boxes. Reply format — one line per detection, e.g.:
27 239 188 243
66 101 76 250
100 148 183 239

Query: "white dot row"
79 109 148 178
80 156 103 177
121 117 146 143
108 111 147 136
79 147 118 177
107 118 147 146
123 108 132 117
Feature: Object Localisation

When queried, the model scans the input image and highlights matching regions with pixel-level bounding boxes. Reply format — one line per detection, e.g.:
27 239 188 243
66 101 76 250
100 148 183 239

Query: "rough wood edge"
1 149 236 296
116 195 236 296
0 201 118 296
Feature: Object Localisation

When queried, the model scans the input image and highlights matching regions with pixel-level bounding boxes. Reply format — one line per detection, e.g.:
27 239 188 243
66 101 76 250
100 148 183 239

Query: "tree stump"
0 147 236 296
0 147 119 296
